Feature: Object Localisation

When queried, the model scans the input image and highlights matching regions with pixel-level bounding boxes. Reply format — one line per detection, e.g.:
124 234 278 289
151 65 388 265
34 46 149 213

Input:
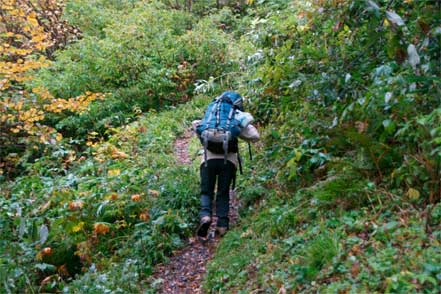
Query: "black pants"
200 159 236 228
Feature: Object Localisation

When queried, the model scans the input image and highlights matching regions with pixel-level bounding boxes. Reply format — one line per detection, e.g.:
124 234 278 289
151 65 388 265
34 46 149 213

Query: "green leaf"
271 130 280 140
18 217 26 239
39 224 49 244
407 188 420 200
286 158 297 180
383 119 396 134
35 263 56 272
384 221 399 230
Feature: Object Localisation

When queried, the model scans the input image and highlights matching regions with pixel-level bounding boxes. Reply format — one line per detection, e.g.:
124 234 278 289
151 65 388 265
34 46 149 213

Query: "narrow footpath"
151 129 239 294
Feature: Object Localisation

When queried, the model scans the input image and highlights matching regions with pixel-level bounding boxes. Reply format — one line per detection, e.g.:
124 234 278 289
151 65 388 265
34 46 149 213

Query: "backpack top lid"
220 91 244 111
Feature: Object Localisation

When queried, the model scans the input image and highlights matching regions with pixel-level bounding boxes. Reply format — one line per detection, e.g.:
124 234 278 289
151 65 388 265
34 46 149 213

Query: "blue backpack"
196 91 244 165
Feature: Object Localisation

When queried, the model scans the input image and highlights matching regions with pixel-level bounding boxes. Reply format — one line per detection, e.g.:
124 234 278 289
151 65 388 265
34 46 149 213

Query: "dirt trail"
152 129 239 294
174 129 192 165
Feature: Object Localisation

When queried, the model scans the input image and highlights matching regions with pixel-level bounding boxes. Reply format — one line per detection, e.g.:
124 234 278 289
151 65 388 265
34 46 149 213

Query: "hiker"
192 91 259 239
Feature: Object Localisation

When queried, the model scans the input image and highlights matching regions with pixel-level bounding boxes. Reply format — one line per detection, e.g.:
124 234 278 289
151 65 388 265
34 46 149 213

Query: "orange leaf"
131 194 141 202
93 223 110 235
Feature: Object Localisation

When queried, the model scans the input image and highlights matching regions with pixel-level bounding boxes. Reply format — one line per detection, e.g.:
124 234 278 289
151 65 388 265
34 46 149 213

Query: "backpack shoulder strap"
225 105 235 130
205 99 220 129
215 100 222 127
203 131 209 167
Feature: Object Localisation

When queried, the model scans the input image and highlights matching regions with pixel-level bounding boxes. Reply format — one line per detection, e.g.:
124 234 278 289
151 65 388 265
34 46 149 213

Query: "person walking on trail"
192 91 259 240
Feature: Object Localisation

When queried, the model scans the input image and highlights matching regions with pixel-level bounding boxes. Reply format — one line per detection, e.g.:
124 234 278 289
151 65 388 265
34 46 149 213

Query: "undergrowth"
0 97 208 292
1 0 440 293
205 0 440 292
205 156 440 293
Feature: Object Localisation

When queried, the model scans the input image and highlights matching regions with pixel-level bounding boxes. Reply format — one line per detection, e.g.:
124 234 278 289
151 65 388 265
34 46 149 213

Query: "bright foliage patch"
0 0 101 175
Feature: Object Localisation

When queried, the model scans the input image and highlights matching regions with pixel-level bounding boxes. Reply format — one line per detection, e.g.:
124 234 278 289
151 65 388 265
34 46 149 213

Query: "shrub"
301 233 340 280
34 3 241 140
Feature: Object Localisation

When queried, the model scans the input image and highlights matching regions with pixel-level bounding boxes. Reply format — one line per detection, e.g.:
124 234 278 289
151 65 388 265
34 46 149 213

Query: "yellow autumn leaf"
15 101 23 111
31 34 45 43
105 193 118 201
26 14 38 27
0 79 10 90
108 169 121 176
407 188 420 200
297 25 309 32
71 221 85 233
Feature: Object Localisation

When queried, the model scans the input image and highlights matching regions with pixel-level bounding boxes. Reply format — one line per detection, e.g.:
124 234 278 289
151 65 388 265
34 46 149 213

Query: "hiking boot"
216 226 228 237
197 216 211 238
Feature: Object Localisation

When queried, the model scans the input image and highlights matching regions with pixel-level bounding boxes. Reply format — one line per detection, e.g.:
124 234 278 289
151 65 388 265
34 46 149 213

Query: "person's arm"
192 120 201 132
239 124 260 142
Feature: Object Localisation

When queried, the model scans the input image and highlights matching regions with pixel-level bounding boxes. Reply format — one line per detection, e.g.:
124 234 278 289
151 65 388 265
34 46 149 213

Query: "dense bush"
239 0 440 201
64 0 141 38
34 2 240 140
205 0 440 293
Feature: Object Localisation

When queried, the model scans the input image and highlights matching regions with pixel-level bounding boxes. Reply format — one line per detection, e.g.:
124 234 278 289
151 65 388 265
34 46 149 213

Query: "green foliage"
63 258 143 293
34 3 239 140
0 96 207 291
206 179 440 293
239 0 440 198
307 162 374 209
2 0 440 292
299 232 340 280
393 108 441 202
64 0 141 38
205 2 440 291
